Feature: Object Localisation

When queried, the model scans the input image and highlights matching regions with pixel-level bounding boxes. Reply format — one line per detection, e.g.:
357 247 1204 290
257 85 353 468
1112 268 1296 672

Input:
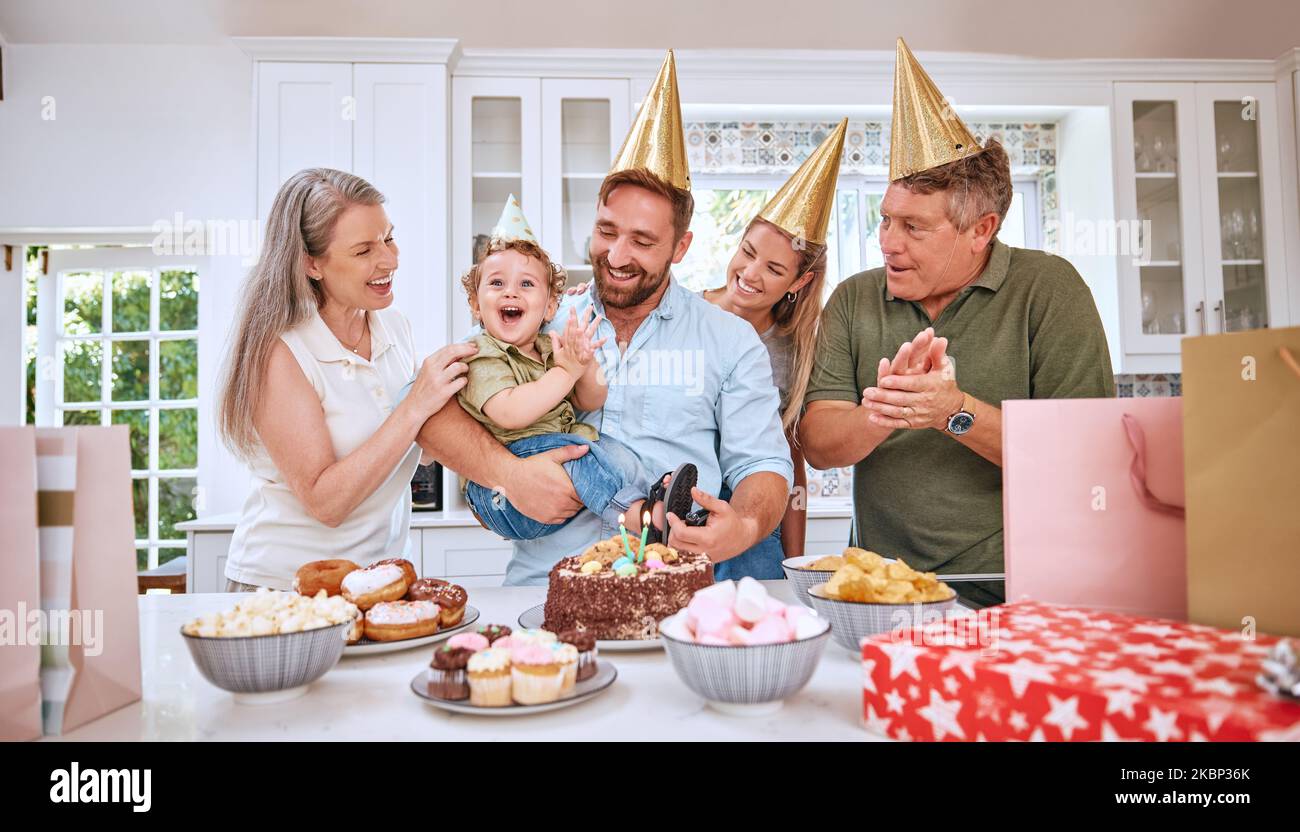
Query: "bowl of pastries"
180 589 357 703
657 578 831 716
292 558 474 651
803 547 958 652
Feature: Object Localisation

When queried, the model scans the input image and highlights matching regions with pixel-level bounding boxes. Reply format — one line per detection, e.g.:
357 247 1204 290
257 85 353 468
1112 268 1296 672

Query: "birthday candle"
639 510 650 562
618 513 634 560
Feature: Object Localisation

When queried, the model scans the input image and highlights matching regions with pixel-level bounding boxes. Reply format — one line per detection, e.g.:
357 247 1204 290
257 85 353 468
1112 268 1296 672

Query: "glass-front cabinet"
451 76 629 340
1114 82 1290 372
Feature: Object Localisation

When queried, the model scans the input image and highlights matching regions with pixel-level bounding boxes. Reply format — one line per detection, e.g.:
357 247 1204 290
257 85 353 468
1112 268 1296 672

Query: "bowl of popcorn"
181 588 360 703
658 578 831 716
781 553 859 607
804 548 958 653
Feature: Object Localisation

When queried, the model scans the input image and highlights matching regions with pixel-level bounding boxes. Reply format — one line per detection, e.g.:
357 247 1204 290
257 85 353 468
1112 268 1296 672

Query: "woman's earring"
785 290 797 303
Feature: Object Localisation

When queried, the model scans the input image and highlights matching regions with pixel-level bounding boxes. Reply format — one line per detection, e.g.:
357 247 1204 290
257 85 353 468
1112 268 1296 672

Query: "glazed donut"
373 557 418 587
432 584 469 627
364 600 440 642
341 563 409 611
406 577 449 601
293 559 360 597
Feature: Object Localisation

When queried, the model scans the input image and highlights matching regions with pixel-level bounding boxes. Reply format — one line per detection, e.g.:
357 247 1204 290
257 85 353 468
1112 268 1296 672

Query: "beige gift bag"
1182 327 1300 637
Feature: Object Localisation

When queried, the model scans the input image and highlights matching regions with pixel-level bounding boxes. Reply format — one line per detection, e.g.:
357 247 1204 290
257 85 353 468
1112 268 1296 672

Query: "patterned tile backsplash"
804 373 1179 504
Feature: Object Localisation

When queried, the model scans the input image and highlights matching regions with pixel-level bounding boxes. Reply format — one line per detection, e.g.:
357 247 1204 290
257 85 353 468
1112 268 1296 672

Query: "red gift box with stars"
860 601 1300 742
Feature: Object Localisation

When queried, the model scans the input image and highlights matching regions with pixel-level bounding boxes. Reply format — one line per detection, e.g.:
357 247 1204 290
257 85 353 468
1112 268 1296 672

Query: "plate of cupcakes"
291 558 479 656
410 624 616 715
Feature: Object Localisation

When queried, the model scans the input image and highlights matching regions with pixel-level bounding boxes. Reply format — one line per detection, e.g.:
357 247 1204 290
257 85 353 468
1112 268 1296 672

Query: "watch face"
948 412 975 435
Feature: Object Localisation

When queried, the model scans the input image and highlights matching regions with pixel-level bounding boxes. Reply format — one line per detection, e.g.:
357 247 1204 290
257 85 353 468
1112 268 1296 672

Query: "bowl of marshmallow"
658 577 831 715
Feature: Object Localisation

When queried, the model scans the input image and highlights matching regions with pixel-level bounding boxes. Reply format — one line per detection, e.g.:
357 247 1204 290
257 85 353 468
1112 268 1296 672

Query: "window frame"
33 245 204 570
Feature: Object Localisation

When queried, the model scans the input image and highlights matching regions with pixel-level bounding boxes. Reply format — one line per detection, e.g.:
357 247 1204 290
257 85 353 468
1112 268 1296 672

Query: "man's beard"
592 252 672 309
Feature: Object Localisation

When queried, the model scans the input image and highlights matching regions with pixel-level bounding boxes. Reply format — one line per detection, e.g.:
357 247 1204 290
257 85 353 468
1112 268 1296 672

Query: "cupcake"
467 648 512 707
476 623 512 644
429 645 472 700
512 628 557 648
447 632 489 653
552 643 579 695
558 629 598 681
510 645 564 705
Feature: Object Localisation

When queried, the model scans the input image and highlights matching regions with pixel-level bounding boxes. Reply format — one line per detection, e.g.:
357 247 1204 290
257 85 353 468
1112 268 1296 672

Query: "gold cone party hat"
490 193 538 244
608 49 690 190
757 118 847 245
889 38 982 181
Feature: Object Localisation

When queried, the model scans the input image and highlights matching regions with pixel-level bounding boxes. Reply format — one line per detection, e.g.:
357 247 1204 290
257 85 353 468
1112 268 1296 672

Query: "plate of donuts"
291 558 479 656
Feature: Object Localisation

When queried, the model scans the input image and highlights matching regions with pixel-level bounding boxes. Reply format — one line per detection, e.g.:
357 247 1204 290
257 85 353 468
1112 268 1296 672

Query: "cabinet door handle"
1195 301 1206 335
1213 300 1225 333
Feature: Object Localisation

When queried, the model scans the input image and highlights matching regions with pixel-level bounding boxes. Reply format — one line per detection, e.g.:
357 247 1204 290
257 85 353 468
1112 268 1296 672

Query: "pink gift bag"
1002 397 1186 620
0 428 43 741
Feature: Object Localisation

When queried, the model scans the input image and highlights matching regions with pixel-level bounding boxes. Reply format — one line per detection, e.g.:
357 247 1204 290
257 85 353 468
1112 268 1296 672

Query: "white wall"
0 42 257 516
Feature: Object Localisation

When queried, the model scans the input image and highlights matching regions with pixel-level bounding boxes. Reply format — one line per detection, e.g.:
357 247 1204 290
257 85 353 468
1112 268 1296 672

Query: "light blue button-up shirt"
481 277 793 585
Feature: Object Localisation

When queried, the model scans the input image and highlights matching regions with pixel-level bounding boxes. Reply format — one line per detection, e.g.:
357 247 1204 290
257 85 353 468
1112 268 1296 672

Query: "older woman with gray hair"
217 168 476 590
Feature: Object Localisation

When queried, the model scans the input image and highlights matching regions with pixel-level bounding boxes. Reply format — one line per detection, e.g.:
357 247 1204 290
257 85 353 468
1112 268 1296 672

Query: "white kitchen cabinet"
255 62 354 220
255 60 450 355
1114 82 1291 372
539 78 631 285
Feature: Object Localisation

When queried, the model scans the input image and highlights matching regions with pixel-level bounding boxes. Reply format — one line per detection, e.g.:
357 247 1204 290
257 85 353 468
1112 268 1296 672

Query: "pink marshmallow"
749 614 794 645
728 625 757 646
733 577 769 623
693 606 739 640
693 580 738 608
698 633 731 646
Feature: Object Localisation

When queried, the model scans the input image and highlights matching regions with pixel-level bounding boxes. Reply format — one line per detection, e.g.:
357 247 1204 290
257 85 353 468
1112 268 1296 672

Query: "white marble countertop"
46 581 882 741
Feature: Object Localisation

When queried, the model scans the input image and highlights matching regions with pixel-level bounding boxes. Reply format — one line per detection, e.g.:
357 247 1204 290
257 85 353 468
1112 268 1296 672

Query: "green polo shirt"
804 240 1115 608
457 332 599 445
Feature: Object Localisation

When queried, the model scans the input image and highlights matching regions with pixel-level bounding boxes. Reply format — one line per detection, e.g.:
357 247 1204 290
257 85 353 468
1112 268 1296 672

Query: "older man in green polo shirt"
800 40 1114 608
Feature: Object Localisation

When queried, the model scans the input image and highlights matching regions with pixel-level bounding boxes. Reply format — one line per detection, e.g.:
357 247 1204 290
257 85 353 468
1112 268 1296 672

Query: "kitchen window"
25 245 203 571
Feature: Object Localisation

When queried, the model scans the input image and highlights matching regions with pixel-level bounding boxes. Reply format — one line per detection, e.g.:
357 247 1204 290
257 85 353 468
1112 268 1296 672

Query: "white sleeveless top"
225 306 422 590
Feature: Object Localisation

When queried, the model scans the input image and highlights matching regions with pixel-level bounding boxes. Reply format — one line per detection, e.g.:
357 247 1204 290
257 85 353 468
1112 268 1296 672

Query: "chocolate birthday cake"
542 535 714 640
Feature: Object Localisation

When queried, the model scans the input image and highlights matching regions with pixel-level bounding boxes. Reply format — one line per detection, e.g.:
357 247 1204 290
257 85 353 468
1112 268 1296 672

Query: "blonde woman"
698 216 826 574
217 168 475 590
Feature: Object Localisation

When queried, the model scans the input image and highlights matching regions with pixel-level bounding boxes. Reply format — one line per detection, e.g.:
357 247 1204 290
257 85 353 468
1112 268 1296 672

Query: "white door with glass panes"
540 79 631 287
35 247 207 573
450 77 543 342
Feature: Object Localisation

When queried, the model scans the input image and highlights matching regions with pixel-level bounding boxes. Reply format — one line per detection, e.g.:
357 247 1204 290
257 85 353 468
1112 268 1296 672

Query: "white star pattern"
1046 637 1088 652
1089 666 1154 693
1143 706 1184 741
1008 710 1029 733
943 675 962 695
884 689 907 715
1103 687 1140 718
1101 720 1126 742
1119 642 1165 659
895 727 911 741
879 641 925 680
862 659 878 694
1055 610 1092 621
1147 660 1195 677
1029 727 1048 742
1190 677 1239 696
1132 623 1177 638
863 704 893 737
1008 614 1054 629
992 658 1058 697
994 639 1039 656
939 649 981 680
908 684 920 700
1170 637 1212 651
917 689 966 741
1043 694 1090 740
1042 650 1083 666
1196 699 1239 734
974 688 1004 723
1199 653 1244 668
